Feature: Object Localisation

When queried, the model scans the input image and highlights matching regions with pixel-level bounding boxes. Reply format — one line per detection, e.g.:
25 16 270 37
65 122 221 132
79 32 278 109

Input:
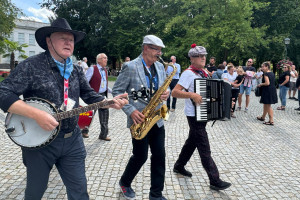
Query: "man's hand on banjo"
34 110 59 131
108 93 129 109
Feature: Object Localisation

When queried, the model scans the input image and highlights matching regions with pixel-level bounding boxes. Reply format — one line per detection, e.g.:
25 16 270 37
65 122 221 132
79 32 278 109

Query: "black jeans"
174 116 220 184
167 79 179 109
120 125 165 197
232 88 239 112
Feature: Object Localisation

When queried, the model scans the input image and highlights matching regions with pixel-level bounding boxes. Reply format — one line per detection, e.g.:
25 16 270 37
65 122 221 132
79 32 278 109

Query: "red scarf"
187 65 208 78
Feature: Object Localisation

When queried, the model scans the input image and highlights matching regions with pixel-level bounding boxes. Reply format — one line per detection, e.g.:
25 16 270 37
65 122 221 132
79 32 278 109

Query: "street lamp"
284 38 290 59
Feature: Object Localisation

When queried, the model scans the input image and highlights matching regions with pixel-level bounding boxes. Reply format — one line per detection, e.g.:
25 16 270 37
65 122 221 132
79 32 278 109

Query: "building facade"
0 19 50 65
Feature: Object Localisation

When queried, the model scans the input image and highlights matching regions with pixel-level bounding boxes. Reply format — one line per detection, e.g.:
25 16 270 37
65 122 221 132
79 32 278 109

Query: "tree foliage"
0 0 20 54
41 0 300 70
3 39 28 70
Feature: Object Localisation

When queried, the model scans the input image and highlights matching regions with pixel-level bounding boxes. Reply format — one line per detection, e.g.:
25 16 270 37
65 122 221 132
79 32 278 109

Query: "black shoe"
81 129 89 138
149 194 167 200
173 166 192 177
294 107 300 111
210 180 231 191
295 98 299 101
119 180 135 200
288 97 293 99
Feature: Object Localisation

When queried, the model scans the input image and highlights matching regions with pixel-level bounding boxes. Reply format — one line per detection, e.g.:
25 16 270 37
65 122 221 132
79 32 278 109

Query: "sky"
12 0 55 23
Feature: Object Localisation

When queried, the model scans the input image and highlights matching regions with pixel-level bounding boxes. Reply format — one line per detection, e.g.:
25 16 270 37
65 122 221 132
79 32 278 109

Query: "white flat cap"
143 35 165 48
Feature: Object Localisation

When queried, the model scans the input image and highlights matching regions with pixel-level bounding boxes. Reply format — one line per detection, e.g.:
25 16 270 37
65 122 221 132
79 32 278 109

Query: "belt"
64 132 73 138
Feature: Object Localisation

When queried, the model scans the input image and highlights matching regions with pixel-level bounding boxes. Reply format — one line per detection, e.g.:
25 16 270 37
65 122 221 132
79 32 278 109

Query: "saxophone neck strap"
142 58 158 98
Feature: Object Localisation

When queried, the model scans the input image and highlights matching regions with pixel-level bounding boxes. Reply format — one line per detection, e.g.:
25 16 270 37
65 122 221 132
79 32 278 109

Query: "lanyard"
99 68 106 88
142 58 156 98
63 78 69 111
142 59 152 77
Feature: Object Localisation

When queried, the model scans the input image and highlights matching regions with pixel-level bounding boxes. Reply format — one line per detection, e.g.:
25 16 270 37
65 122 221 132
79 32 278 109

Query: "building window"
29 34 35 46
8 33 14 41
29 51 35 57
18 33 25 44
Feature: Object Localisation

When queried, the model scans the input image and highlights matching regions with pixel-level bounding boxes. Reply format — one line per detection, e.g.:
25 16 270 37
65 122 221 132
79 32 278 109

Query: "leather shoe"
173 166 192 177
210 180 231 190
99 137 111 141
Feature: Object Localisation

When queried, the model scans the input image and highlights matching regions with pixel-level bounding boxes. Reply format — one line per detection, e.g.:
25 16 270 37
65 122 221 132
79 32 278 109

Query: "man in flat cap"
112 35 169 200
171 44 231 191
0 18 128 200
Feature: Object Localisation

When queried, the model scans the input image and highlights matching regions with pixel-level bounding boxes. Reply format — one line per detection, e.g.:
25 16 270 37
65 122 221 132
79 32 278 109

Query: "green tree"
252 0 300 70
3 39 28 70
0 0 20 53
161 0 268 68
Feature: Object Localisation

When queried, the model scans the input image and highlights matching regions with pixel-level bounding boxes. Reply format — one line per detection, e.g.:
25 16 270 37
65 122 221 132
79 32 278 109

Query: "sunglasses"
247 61 252 63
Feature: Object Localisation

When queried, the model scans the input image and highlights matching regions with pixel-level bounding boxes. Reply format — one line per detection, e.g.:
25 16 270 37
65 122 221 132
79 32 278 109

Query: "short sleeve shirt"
178 69 204 117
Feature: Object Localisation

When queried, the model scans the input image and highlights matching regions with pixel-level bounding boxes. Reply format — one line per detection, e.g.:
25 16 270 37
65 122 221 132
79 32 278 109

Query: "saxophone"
130 56 177 140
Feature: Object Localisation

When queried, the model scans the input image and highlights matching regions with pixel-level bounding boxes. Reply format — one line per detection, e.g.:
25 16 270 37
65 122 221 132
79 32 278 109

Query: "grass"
108 76 117 81
0 77 4 82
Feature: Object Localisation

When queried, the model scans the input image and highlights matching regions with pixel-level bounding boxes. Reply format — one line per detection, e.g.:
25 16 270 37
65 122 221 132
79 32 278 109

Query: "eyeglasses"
247 61 252 63
283 67 287 68
148 45 162 53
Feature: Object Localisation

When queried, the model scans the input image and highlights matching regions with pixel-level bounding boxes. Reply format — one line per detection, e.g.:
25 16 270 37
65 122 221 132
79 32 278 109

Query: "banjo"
4 97 116 149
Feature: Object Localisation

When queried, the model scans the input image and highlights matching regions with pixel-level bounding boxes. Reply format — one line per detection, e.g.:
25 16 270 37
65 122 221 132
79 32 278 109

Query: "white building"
0 19 50 64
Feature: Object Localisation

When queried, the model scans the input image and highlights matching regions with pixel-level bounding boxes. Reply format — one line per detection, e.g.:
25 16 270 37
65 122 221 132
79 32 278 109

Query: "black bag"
255 87 261 97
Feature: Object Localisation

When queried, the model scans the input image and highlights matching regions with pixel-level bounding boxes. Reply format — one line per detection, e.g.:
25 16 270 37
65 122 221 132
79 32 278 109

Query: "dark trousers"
120 125 165 197
232 88 239 112
298 90 300 107
174 117 220 185
22 127 89 200
167 79 179 109
98 92 109 139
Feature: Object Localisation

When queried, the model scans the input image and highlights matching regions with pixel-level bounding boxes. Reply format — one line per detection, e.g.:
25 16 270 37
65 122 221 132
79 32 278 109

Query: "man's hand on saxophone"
131 110 145 125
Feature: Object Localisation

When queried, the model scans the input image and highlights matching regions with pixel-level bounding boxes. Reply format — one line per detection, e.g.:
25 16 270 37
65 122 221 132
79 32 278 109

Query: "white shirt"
177 69 203 117
290 70 297 83
81 62 89 73
222 72 238 83
85 64 110 93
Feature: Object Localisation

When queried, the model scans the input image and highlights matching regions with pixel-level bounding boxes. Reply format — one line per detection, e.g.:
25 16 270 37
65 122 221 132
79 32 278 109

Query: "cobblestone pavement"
0 82 299 200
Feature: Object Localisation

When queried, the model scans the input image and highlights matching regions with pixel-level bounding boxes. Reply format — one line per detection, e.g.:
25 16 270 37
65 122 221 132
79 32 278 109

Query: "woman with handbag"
256 62 278 125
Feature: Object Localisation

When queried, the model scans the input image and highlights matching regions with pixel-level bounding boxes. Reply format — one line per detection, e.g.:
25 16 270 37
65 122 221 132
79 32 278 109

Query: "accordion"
194 78 232 121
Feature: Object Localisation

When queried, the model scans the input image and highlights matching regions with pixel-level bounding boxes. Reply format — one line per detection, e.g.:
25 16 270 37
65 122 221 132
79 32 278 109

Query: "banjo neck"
53 100 114 121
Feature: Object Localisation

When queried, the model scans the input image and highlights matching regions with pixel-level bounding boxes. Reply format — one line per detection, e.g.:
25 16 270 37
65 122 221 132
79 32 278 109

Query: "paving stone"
0 82 299 199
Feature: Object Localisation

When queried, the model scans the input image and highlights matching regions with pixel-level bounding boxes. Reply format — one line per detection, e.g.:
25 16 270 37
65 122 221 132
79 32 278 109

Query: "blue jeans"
279 85 289 106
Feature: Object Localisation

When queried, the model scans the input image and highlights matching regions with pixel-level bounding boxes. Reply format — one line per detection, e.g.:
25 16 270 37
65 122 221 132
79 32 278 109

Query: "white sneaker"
245 108 248 113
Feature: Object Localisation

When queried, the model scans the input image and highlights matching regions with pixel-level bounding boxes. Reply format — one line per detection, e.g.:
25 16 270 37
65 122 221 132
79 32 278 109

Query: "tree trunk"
10 52 15 70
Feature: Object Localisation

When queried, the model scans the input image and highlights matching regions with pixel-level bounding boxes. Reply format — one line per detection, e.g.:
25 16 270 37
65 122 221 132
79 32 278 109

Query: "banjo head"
5 98 60 149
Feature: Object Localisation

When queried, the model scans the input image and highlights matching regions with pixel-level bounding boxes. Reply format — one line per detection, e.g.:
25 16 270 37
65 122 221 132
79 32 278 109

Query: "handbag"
255 87 261 97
